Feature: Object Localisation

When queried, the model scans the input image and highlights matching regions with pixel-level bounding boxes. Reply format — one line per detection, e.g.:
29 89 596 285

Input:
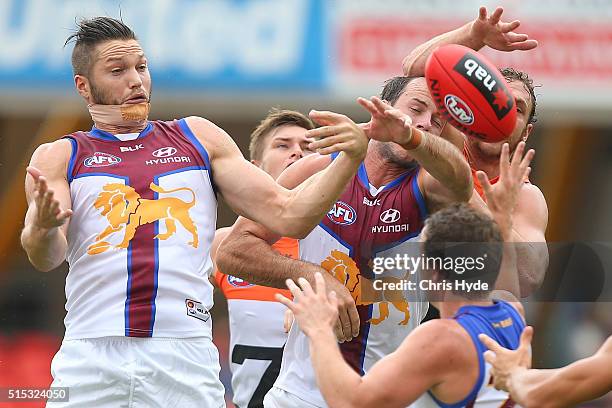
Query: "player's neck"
364 146 413 188
464 142 500 179
94 121 148 135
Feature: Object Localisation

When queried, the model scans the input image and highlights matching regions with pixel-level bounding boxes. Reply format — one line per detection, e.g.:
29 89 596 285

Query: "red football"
425 44 516 143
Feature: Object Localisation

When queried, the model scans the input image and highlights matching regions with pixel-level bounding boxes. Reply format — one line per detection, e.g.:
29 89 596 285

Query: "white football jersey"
63 119 217 339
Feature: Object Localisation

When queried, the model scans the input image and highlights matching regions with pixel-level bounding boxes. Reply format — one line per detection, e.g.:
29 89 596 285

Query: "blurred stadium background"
0 0 610 406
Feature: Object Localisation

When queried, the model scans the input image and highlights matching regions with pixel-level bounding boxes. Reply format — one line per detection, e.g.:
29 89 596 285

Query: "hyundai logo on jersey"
327 201 357 225
152 147 178 158
380 208 401 223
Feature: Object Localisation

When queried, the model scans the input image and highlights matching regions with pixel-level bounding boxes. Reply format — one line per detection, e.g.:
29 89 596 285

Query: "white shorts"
46 336 225 408
263 386 322 408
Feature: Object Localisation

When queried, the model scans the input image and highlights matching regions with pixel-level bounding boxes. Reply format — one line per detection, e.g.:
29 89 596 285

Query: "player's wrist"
466 21 487 50
398 127 423 151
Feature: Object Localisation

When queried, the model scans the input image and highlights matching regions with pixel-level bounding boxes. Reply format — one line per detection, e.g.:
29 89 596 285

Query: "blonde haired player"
20 17 370 407
210 109 315 408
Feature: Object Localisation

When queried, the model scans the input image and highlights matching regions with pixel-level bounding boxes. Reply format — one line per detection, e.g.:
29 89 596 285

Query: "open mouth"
124 95 147 104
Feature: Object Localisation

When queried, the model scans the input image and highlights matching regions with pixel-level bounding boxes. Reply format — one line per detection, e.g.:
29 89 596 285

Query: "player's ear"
251 159 261 168
75 75 91 101
522 123 534 142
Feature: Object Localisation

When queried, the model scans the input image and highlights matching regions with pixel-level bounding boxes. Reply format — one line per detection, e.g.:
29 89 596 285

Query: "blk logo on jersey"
87 182 199 255
120 144 144 152
327 201 357 225
363 197 381 206
84 152 121 168
227 275 254 288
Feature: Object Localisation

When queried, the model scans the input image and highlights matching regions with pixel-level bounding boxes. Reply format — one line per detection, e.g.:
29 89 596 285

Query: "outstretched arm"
402 6 538 76
480 330 612 408
187 112 367 239
276 274 456 408
216 154 361 342
21 140 73 272
357 96 472 209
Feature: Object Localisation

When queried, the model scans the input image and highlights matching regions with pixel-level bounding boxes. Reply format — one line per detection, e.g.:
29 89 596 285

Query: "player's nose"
127 67 143 89
290 145 304 160
414 114 433 133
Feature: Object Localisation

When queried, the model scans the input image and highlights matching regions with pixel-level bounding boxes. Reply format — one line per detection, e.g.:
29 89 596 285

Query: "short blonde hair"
249 108 315 161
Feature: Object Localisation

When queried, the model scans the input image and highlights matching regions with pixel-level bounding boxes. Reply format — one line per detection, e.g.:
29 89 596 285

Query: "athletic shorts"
263 386 322 408
46 336 225 408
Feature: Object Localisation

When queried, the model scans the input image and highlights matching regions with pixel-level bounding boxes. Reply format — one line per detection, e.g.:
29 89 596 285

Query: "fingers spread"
310 110 347 126
478 6 487 21
490 6 503 25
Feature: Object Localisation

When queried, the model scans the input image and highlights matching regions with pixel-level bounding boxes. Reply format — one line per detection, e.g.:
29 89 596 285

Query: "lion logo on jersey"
321 250 410 325
87 182 198 255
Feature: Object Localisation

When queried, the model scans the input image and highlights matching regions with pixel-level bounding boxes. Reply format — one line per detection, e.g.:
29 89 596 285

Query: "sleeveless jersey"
63 119 217 339
275 160 429 406
413 300 525 408
215 237 297 408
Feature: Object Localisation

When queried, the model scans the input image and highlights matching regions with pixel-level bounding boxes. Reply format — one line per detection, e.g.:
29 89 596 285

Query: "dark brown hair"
65 17 136 76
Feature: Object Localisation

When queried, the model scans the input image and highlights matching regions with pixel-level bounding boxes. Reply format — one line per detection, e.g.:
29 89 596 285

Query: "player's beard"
473 125 525 160
378 142 418 171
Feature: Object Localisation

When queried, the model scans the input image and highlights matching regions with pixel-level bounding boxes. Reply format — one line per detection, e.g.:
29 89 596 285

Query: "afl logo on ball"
227 275 253 288
327 201 357 226
444 95 474 125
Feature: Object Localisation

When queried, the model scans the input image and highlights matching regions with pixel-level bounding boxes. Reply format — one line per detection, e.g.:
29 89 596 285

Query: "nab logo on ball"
327 201 357 226
84 152 121 168
227 275 253 288
453 54 513 120
444 95 474 125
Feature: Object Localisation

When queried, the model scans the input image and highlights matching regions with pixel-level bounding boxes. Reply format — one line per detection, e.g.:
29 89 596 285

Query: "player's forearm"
507 367 567 408
21 224 67 272
279 152 362 238
512 234 548 297
408 129 472 202
217 230 327 289
402 22 483 76
310 329 366 408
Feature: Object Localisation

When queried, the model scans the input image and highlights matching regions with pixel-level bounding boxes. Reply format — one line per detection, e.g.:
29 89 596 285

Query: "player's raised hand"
357 96 415 147
470 6 538 52
307 110 368 160
276 273 339 339
479 326 534 391
26 166 72 230
476 142 534 237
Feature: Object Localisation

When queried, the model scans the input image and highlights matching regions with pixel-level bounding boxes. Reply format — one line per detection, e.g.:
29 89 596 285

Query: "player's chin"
475 140 505 157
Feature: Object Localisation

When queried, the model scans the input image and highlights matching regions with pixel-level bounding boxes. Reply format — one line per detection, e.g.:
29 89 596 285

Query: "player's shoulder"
30 139 72 169
404 319 473 362
516 181 548 224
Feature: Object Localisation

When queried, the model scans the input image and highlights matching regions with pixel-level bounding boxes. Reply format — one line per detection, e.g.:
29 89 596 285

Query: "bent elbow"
402 55 417 76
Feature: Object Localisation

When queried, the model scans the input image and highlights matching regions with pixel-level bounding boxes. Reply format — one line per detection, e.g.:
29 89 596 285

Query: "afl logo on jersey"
84 152 121 168
327 201 357 226
227 275 254 288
